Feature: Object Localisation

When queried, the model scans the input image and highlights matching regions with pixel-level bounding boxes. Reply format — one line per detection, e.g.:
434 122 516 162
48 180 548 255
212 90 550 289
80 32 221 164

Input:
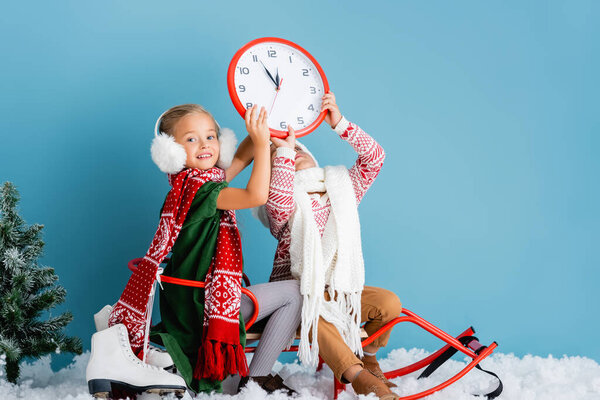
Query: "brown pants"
315 286 402 381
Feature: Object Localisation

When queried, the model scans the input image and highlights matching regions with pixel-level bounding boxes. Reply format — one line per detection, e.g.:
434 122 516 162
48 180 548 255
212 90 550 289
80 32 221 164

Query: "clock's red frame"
227 37 330 138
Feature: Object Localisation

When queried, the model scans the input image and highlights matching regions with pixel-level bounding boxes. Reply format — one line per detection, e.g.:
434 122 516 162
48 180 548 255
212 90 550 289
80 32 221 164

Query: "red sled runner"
129 258 503 399
247 309 503 400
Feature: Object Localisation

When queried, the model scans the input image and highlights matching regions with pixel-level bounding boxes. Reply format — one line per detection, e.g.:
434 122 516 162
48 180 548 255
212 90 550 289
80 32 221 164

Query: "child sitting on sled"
93 104 301 395
255 91 403 400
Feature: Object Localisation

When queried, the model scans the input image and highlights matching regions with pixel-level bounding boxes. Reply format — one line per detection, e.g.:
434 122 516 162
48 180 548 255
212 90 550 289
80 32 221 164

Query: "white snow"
1 348 599 400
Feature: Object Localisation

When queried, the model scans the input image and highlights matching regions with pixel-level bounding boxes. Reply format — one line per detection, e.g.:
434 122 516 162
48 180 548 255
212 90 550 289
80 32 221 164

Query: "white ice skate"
86 323 186 399
94 305 113 332
94 304 174 370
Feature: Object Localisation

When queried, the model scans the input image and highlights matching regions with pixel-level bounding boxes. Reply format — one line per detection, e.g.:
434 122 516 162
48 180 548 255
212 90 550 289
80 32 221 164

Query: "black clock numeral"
308 104 314 111
289 55 293 63
297 116 304 125
302 69 309 76
246 102 253 109
280 121 287 130
252 55 258 62
268 49 277 58
310 86 316 94
238 84 246 92
238 67 250 75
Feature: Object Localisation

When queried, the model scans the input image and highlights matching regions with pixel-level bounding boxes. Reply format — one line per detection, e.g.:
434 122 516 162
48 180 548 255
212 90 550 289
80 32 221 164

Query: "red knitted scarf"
108 167 248 381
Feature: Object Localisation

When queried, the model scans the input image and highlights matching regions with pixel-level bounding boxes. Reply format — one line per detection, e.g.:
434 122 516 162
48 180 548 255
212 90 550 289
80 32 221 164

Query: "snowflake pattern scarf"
108 167 248 381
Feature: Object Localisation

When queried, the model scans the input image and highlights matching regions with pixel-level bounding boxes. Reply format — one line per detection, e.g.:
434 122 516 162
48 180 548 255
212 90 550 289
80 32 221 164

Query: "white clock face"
232 41 326 134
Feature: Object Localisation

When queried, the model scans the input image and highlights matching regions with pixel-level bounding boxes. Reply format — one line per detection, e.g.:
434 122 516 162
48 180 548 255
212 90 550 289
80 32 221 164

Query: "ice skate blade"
147 387 186 398
88 379 186 399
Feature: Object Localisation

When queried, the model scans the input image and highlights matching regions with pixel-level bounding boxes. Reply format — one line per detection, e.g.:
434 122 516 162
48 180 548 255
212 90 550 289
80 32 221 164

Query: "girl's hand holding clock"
321 91 342 129
245 105 270 146
271 125 296 150
271 90 339 150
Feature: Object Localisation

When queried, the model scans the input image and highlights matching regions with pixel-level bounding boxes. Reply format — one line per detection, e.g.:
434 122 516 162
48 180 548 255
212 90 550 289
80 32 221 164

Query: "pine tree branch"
10 269 34 293
21 224 43 245
23 312 74 338
23 287 67 320
21 329 81 358
30 266 58 292
59 335 83 354
0 216 26 250
2 247 26 274
21 336 58 357
1 288 26 329
0 335 22 361
0 182 20 219
22 242 44 264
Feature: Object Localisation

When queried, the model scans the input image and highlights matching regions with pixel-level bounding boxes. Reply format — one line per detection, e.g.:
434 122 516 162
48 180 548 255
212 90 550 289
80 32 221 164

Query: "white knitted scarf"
291 166 365 367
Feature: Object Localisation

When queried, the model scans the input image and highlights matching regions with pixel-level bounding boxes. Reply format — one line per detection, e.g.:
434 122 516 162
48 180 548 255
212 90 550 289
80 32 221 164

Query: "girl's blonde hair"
159 104 220 136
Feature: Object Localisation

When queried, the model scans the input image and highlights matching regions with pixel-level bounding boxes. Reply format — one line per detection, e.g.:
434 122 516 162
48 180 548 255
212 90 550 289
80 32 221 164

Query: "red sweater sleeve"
334 117 385 204
265 147 296 239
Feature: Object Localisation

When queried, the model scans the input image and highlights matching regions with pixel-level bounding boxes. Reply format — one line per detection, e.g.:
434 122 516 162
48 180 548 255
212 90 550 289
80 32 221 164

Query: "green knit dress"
150 181 247 394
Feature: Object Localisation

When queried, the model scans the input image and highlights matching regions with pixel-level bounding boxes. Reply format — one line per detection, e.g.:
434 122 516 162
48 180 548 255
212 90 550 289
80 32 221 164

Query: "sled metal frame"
245 309 497 400
127 258 260 329
129 258 497 400
335 312 497 399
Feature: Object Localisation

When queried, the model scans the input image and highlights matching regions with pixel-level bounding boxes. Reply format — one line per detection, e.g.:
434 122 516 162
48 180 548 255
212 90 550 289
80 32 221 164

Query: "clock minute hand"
259 60 278 88
269 78 283 115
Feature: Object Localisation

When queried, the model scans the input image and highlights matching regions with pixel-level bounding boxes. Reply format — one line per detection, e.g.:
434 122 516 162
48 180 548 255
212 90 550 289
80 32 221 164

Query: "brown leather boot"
361 354 398 388
351 370 399 400
238 375 272 392
261 374 296 395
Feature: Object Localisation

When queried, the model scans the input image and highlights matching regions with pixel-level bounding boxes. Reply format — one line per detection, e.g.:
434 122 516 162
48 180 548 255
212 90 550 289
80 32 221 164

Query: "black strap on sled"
417 335 503 399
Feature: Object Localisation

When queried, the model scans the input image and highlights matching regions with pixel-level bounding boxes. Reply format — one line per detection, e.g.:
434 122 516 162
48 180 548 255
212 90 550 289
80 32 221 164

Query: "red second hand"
269 78 283 115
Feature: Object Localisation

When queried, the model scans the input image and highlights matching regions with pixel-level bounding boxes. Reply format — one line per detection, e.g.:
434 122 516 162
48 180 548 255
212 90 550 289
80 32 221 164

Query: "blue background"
1 1 598 370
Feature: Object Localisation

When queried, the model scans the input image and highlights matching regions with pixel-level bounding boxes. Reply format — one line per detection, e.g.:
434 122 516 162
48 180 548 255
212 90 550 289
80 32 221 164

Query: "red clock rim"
227 37 330 139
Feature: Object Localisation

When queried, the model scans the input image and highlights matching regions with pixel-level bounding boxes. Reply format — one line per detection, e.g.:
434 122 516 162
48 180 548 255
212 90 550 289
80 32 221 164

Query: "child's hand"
271 125 296 149
321 91 342 129
245 105 270 146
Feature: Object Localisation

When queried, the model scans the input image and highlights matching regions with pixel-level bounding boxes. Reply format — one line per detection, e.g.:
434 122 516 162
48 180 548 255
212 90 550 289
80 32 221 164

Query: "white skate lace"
118 326 162 372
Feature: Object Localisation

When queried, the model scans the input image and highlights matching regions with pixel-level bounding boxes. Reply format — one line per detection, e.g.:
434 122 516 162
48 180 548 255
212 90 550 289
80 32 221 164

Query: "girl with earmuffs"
92 104 301 395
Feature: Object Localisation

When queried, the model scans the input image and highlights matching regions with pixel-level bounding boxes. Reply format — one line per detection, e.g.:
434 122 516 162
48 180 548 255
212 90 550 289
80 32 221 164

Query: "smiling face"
171 112 220 170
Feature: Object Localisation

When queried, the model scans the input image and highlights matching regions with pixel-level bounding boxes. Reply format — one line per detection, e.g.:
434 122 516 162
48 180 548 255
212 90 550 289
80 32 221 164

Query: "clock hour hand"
260 60 278 89
275 68 280 89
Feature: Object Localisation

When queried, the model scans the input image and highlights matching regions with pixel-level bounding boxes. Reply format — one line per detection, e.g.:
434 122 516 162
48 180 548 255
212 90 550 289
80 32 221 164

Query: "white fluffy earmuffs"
150 110 237 174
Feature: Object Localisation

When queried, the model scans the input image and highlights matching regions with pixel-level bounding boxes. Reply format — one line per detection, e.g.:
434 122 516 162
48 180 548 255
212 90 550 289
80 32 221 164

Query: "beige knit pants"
315 286 402 382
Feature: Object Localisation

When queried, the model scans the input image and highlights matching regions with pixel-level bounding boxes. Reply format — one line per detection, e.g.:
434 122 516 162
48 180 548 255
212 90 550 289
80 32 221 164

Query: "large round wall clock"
227 37 329 138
